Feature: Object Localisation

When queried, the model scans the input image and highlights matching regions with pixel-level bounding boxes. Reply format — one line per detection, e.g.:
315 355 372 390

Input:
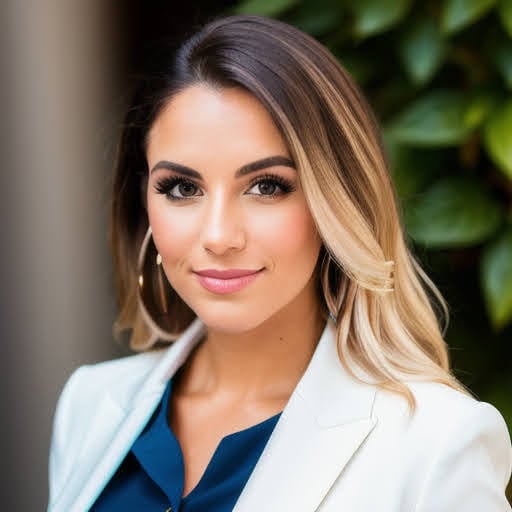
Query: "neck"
176 286 326 403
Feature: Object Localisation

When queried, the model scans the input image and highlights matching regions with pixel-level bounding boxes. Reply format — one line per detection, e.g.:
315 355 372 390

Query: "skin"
146 84 325 496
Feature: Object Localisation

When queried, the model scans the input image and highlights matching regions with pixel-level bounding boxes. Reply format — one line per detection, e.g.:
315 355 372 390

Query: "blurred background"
0 0 510 508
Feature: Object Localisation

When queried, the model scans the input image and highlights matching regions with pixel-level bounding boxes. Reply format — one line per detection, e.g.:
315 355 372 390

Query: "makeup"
194 268 263 294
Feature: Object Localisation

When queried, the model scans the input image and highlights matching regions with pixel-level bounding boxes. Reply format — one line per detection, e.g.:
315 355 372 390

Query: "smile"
193 268 264 294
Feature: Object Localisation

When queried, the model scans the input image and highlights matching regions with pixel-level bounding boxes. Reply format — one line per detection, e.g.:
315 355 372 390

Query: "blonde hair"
110 15 468 410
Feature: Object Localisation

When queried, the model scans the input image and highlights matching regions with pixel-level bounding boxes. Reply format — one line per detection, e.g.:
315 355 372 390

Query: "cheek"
250 202 321 264
147 201 199 264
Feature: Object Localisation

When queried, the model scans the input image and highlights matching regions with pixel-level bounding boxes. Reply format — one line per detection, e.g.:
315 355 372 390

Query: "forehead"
146 84 290 167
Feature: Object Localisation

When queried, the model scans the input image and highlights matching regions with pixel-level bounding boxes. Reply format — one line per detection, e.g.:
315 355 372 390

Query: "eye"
246 174 296 197
175 181 199 197
251 180 278 195
154 177 202 200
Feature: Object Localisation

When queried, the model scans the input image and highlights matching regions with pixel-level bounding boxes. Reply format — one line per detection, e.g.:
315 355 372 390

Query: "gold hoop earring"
137 226 177 342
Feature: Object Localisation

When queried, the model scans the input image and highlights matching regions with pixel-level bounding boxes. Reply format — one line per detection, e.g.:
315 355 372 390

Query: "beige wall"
0 1 126 507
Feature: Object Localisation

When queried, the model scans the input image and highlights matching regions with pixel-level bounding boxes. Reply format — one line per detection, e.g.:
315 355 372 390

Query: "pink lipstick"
194 268 263 294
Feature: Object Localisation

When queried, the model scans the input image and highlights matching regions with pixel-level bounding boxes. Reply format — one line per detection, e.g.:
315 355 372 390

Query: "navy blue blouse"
91 377 281 511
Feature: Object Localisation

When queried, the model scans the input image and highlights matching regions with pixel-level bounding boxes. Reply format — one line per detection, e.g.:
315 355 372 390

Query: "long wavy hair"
110 14 468 409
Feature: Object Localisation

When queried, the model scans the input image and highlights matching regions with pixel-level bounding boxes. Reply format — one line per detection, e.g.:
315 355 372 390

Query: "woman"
48 14 512 512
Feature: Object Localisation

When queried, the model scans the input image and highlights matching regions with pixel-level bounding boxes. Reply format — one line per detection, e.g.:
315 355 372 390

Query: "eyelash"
153 173 296 201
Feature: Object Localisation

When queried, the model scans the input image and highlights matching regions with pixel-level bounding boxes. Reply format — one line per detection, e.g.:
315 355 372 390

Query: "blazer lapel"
234 320 377 512
52 318 376 512
52 318 206 512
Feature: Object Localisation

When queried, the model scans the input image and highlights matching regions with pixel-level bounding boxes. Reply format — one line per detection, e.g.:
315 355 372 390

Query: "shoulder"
373 380 510 453
51 350 169 432
48 349 168 500
67 349 167 403
374 378 504 424
371 380 512 509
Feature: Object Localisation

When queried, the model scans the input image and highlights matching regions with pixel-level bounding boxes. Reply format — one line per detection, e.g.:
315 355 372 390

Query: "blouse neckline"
131 377 282 506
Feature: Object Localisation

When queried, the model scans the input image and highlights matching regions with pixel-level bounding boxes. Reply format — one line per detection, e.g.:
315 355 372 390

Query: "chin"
191 303 275 335
200 314 270 335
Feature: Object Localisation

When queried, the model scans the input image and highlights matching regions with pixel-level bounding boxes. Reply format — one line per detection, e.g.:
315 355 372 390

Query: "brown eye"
177 182 198 197
246 175 295 197
154 177 203 200
257 181 277 195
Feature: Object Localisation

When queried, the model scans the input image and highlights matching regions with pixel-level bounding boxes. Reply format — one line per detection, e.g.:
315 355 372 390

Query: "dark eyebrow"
149 155 295 179
235 156 295 177
150 161 201 179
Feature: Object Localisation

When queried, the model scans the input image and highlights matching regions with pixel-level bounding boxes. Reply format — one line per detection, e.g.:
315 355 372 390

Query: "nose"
200 193 246 255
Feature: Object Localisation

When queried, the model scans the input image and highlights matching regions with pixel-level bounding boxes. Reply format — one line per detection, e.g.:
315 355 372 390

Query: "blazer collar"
54 318 377 512
53 318 206 512
233 319 378 511
294 318 376 426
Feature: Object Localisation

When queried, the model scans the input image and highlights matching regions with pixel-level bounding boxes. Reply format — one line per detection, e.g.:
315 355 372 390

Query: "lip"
194 268 262 279
193 268 264 294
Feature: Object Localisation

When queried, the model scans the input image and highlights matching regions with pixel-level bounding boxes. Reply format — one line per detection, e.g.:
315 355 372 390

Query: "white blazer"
48 318 512 511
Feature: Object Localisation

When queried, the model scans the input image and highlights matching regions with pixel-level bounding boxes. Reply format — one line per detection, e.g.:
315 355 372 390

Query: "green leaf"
386 90 496 146
398 17 446 85
405 177 503 247
481 228 512 329
336 53 376 84
484 100 512 180
386 143 445 199
234 0 299 17
350 0 412 38
287 0 344 36
498 0 512 37
441 0 497 34
489 35 512 89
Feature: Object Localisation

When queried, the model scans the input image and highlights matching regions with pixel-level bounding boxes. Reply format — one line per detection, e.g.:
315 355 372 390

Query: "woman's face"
146 84 322 333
